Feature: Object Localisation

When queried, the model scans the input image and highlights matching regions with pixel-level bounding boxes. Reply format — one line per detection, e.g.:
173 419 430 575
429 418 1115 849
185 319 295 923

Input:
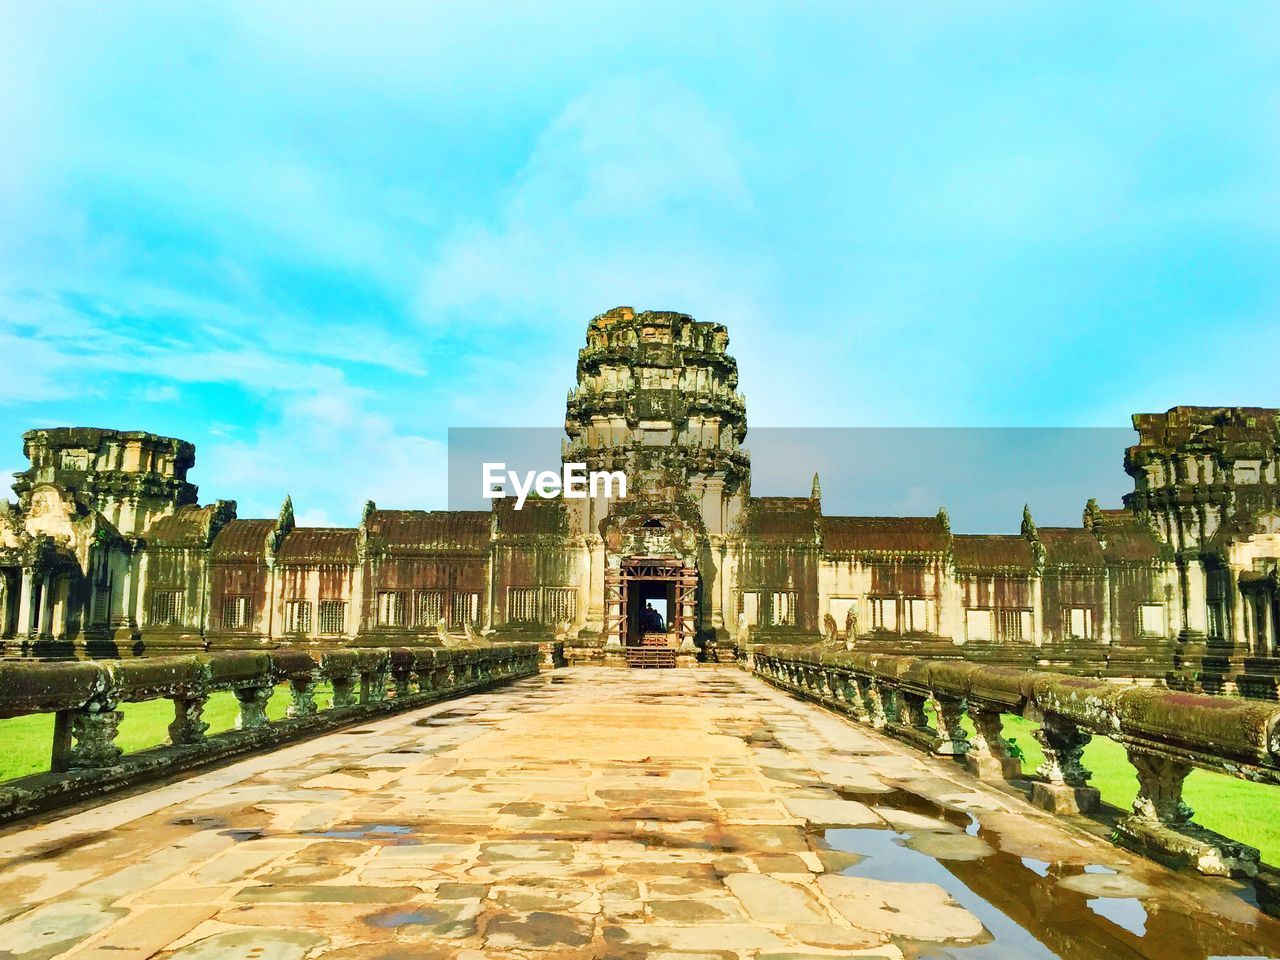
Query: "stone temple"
3 306 1279 695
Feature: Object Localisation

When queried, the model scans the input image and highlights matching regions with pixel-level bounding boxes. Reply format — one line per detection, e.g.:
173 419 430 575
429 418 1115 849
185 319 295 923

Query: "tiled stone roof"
365 509 490 554
952 534 1035 572
821 516 948 555
278 528 358 564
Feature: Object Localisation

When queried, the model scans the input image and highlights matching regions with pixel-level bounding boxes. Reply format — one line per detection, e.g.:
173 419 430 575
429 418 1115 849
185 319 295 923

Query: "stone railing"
751 645 1280 885
0 643 539 823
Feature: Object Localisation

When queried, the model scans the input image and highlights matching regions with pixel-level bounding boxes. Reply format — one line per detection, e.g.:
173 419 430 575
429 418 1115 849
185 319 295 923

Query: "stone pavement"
1 667 1278 960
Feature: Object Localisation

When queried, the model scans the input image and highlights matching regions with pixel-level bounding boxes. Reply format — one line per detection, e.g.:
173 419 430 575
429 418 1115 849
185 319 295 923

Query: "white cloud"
198 382 448 522
419 74 763 325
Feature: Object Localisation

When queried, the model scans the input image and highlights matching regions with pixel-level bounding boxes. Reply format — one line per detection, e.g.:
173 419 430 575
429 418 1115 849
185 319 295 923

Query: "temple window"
377 590 407 627
1063 607 1092 639
222 595 251 630
284 600 312 634
997 608 1031 642
739 592 760 626
1138 603 1166 637
415 590 445 626
1207 601 1225 639
318 600 346 635
452 592 481 626
870 596 897 632
545 588 577 624
770 591 797 627
508 588 539 622
150 590 183 626
966 608 993 642
91 585 111 626
904 598 929 633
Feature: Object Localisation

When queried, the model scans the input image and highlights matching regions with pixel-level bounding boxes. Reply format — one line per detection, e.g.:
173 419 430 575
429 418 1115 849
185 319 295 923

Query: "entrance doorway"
605 557 698 652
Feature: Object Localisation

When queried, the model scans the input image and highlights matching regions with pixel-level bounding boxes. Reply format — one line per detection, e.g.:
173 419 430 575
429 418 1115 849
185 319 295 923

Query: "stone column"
1182 557 1208 636
930 694 971 756
1114 747 1260 877
68 700 123 768
36 573 53 637
1029 714 1100 814
169 695 210 745
16 569 35 637
287 676 319 718
330 672 359 709
235 685 273 730
964 705 1021 780
856 679 881 727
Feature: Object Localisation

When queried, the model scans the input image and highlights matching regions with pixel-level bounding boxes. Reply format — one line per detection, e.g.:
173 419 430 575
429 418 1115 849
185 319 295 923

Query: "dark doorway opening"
627 579 674 645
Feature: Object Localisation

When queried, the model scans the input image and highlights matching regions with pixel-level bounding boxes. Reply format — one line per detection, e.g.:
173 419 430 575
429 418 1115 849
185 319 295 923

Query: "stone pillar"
586 537 606 636
842 675 870 722
68 700 123 768
1101 566 1114 644
364 666 389 703
865 686 885 727
964 705 1022 780
1262 592 1275 655
16 569 35 637
1182 557 1208 636
287 677 319 717
169 695 210 745
235 685 273 730
930 693 971 756
895 691 940 753
1029 714 1100 814
1114 748 1259 877
330 672 359 709
36 573 53 637
1030 576 1044 647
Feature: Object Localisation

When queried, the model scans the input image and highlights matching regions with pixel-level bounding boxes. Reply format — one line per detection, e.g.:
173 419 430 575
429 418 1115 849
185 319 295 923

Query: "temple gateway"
2 307 1279 694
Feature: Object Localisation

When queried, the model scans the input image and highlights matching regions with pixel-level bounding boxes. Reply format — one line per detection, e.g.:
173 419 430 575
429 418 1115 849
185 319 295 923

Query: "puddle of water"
1022 857 1052 877
366 908 438 928
819 783 1280 960
1087 897 1148 937
301 824 415 840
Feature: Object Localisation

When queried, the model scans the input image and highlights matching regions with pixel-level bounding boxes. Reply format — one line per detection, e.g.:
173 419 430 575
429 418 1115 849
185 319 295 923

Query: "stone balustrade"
0 643 540 823
751 644 1280 882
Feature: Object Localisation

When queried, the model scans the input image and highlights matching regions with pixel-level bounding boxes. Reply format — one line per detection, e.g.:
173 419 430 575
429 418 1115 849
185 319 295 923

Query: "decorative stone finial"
1021 504 1038 540
811 472 821 501
1083 497 1103 531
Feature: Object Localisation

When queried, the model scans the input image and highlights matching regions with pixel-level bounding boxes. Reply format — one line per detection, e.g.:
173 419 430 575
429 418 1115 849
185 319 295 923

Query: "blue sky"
2 3 1278 525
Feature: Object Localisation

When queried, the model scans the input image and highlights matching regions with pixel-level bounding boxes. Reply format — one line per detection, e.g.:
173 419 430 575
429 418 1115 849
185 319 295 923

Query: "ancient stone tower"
563 307 750 655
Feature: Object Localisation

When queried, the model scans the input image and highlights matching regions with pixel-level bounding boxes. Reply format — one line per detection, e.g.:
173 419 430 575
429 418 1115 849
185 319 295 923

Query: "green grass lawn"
0 682 319 783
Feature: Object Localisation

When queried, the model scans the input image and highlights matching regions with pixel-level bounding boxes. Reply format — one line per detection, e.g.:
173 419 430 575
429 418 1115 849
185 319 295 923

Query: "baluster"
169 693 209 745
365 666 389 703
930 693 970 757
1029 713 1100 813
287 674 319 718
330 670 359 709
68 698 123 769
1114 747 1260 877
235 684 272 730
391 664 413 697
964 704 1021 780
843 675 870 722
